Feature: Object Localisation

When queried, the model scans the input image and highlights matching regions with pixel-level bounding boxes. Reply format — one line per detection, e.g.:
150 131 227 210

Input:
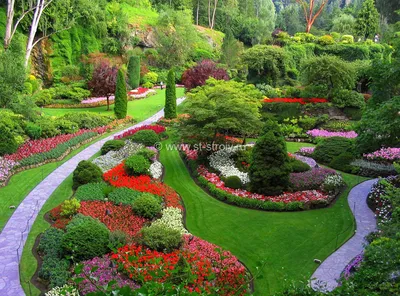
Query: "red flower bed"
49 205 71 229
78 201 149 237
114 124 166 140
111 235 247 295
127 87 150 96
6 128 106 161
103 163 183 209
263 98 328 104
198 165 329 204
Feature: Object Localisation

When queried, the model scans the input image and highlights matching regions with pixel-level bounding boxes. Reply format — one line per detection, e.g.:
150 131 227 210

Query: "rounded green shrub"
289 158 311 173
332 89 365 109
101 140 125 155
0 126 19 156
35 117 60 138
33 89 53 107
24 122 42 139
141 224 182 253
132 194 162 219
108 187 142 205
130 129 160 146
341 35 354 44
124 154 151 176
318 35 335 45
329 152 355 172
136 148 157 160
54 119 78 134
75 182 107 201
72 161 103 189
62 216 110 261
60 198 81 217
313 137 356 164
224 176 243 189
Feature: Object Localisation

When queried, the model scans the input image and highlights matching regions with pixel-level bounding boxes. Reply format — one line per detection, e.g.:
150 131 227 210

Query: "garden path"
0 98 185 296
310 178 378 292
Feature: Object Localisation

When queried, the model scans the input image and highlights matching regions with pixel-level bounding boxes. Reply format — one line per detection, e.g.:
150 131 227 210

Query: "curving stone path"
310 178 378 292
0 98 185 296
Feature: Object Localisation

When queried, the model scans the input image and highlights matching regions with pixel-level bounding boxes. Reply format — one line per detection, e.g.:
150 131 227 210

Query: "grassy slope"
41 88 185 119
160 138 368 295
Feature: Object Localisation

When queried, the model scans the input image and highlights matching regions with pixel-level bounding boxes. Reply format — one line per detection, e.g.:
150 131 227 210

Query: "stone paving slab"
0 98 185 296
310 178 378 292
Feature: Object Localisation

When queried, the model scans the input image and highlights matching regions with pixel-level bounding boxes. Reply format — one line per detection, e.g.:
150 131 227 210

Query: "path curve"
0 98 185 296
310 178 378 292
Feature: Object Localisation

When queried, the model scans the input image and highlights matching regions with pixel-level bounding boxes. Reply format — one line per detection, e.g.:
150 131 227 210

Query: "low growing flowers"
152 207 188 235
363 147 400 163
114 125 166 140
289 168 337 191
149 160 163 179
263 98 328 104
298 147 315 155
306 129 358 139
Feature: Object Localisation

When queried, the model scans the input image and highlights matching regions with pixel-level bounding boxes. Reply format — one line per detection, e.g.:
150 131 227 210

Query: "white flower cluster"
45 285 80 296
93 141 143 172
322 174 345 193
208 145 251 184
150 160 163 179
152 207 189 235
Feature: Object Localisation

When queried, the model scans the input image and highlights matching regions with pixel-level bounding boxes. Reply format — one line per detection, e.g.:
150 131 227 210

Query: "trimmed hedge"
141 224 182 253
75 182 108 201
108 187 142 205
313 137 356 164
124 154 151 176
72 160 103 189
132 193 162 218
130 129 160 146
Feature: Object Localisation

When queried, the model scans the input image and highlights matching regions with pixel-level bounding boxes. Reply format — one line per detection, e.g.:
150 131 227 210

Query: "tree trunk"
196 0 200 26
242 136 246 145
4 0 15 50
211 0 218 29
25 0 46 68
106 95 110 111
306 22 312 33
208 0 212 28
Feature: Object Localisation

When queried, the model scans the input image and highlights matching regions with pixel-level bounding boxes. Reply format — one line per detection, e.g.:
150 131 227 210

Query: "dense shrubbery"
124 154 151 176
62 112 113 129
141 224 182 253
101 140 125 155
181 60 229 90
332 89 366 109
72 160 103 189
75 182 108 201
108 187 142 205
130 129 160 146
0 126 19 156
132 194 162 219
313 137 356 164
224 176 243 189
289 157 311 173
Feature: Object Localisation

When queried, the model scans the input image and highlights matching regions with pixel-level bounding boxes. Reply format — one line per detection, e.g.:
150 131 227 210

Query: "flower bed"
263 98 328 104
351 159 396 178
341 253 363 281
298 147 315 155
103 163 182 209
292 154 317 168
198 165 330 205
289 168 337 191
306 129 358 138
78 201 149 237
127 87 156 99
114 124 166 140
152 207 188 235
363 147 400 163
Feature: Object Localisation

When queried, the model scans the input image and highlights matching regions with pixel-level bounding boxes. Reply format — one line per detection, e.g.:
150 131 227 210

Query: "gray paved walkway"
310 178 378 292
0 98 185 296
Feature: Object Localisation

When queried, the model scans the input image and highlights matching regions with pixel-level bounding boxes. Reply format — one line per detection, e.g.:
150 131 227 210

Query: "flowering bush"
0 157 18 184
322 174 345 194
298 147 315 155
103 163 183 209
306 129 358 139
149 161 163 179
76 255 138 295
152 207 188 235
367 177 397 224
198 166 329 204
263 98 328 104
128 87 156 99
78 201 149 237
181 145 198 160
45 285 80 296
289 168 337 191
292 154 317 168
351 159 396 177
114 125 166 140
363 147 400 163
342 253 363 281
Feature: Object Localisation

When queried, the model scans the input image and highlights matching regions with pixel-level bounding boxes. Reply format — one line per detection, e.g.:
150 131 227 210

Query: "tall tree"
88 62 118 111
295 0 328 33
221 28 243 68
114 68 128 119
127 56 140 89
355 0 379 40
164 69 177 119
253 0 276 44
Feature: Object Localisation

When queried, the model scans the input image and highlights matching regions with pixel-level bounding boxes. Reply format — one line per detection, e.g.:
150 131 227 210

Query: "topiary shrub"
249 120 291 196
62 216 110 261
164 69 177 119
130 130 160 146
318 35 335 45
108 187 142 205
341 35 354 44
0 126 19 156
289 158 311 173
313 137 356 164
128 56 140 89
60 198 81 217
114 68 128 119
101 140 125 155
141 224 182 253
75 182 108 201
72 161 103 189
329 152 355 172
224 176 243 189
132 193 162 219
124 154 150 176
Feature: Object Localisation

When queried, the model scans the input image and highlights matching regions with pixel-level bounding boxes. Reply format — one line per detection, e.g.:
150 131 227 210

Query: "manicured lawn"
160 138 367 295
41 88 185 120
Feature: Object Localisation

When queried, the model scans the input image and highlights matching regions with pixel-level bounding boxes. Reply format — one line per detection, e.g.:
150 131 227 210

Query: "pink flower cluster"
181 145 198 160
81 95 115 104
114 125 166 140
5 128 105 162
298 147 315 155
0 158 19 184
198 166 329 203
127 87 156 99
363 147 400 163
306 129 358 138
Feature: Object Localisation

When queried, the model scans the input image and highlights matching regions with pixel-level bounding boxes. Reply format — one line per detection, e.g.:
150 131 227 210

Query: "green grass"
20 152 101 296
121 3 159 28
160 138 368 295
41 89 185 120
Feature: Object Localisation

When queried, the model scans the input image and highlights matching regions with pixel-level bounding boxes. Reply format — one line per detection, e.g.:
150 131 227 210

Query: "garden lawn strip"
0 98 186 296
160 138 367 295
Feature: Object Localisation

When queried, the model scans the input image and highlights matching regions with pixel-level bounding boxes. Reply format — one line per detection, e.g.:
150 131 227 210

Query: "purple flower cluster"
146 146 159 161
289 168 337 191
342 253 363 280
76 255 139 295
0 157 19 184
293 154 317 168
364 147 400 163
298 147 315 155
306 129 358 139
81 96 115 104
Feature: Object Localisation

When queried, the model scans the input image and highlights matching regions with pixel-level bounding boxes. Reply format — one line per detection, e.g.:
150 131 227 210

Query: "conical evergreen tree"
355 0 379 39
249 119 291 195
127 56 140 89
164 69 177 119
114 68 128 119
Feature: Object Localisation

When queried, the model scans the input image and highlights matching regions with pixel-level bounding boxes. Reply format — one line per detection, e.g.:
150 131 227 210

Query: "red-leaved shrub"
182 60 229 90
